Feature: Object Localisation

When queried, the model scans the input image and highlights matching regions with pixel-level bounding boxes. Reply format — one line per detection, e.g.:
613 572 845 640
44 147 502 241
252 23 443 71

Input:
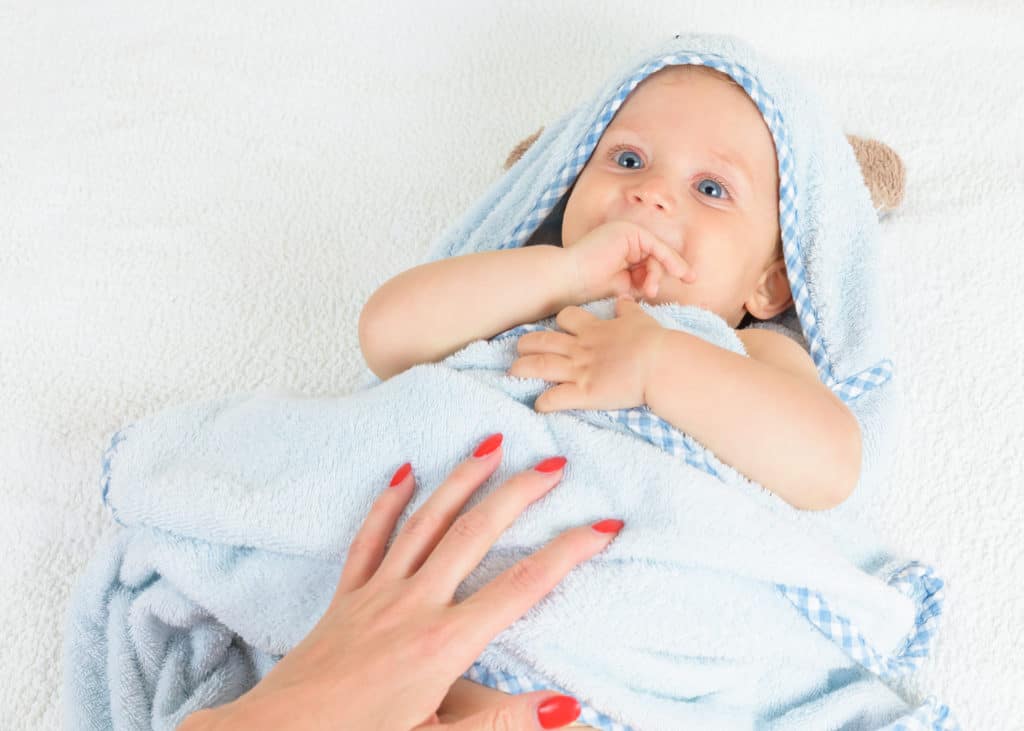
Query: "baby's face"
561 65 784 327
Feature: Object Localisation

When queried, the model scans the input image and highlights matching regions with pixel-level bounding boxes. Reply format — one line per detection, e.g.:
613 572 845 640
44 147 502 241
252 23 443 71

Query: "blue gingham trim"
491 321 799 494
464 661 634 730
99 426 130 526
879 695 962 731
491 330 944 685
469 51 952 728
840 358 894 403
494 50 891 406
493 320 745 483
458 370 951 724
777 562 946 681
466 662 959 730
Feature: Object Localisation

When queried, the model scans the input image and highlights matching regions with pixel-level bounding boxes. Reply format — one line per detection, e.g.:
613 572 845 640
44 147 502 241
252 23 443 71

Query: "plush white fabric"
1 2 1019 728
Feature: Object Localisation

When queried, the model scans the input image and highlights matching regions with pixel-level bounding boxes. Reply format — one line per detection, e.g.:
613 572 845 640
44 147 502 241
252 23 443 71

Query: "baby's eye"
697 177 729 199
612 148 643 169
607 144 732 200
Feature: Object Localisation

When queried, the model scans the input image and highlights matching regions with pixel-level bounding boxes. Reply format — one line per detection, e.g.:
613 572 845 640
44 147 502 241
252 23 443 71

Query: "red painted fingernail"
472 433 503 459
389 462 411 487
592 519 624 534
537 694 581 729
534 456 567 473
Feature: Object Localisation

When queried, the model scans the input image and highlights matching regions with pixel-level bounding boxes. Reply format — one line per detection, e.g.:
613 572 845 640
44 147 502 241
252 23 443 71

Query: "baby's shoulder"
735 327 819 384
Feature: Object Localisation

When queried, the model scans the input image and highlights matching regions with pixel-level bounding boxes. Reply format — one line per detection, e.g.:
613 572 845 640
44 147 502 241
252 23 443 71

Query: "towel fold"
65 31 958 730
66 298 952 730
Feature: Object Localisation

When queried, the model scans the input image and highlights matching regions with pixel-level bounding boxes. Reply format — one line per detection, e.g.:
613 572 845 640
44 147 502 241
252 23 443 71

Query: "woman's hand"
564 220 695 304
509 295 668 413
181 432 623 731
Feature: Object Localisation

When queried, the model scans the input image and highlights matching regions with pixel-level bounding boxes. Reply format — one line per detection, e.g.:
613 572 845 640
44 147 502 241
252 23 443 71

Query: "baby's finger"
650 238 695 283
655 241 696 282
644 257 662 298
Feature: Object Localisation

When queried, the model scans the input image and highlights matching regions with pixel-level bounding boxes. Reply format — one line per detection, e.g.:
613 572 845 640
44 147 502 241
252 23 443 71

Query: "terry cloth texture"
63 32 957 731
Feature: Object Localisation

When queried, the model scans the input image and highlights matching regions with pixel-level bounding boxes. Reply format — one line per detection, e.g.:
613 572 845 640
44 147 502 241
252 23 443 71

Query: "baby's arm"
359 245 576 381
644 328 862 510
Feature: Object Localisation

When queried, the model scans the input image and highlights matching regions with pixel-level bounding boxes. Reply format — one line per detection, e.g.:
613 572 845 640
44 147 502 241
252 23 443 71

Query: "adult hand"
180 432 624 730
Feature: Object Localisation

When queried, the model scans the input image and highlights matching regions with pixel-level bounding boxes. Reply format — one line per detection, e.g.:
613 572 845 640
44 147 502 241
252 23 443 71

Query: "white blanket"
1 2 1020 728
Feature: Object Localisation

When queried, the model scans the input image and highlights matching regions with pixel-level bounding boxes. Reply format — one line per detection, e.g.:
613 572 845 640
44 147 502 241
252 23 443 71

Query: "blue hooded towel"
64 33 958 730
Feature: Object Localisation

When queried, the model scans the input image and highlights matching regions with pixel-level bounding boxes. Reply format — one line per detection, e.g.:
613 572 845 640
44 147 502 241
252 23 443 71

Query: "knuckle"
508 554 550 594
344 533 376 561
450 509 490 542
401 510 439 538
488 705 518 731
413 620 456 659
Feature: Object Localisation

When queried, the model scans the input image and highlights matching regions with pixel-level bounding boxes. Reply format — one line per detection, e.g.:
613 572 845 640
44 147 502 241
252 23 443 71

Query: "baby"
359 64 864 724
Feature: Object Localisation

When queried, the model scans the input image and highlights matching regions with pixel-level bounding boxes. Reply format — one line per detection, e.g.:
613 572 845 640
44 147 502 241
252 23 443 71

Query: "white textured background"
2 1 1021 728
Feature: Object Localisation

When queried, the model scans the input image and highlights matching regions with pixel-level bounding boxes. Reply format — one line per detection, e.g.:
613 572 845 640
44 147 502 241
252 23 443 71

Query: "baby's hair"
648 62 742 89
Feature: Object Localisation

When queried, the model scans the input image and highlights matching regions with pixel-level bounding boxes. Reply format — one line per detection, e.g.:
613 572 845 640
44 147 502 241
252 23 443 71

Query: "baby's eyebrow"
706 149 754 195
603 125 755 195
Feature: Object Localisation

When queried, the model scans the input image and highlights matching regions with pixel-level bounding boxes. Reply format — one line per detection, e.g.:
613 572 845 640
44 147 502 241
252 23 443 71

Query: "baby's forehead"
609 73 779 187
620 71 747 119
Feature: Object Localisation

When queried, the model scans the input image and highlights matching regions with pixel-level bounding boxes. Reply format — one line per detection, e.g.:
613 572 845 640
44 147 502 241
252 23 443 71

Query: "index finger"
652 240 695 283
632 226 694 284
451 521 623 652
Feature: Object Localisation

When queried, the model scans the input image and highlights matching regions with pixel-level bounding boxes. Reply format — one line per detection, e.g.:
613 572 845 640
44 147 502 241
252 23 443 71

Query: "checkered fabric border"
464 661 634 730
491 322 736 482
472 51 952 729
879 696 962 731
494 50 893 405
777 562 946 681
840 358 895 403
465 662 959 730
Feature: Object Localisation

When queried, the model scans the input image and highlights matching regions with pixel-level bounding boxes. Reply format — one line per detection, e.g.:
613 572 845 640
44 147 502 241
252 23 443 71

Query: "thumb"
439 691 582 730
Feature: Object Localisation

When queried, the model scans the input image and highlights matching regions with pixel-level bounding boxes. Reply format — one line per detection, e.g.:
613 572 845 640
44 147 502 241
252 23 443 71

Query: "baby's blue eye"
608 145 732 200
614 149 643 169
697 178 726 199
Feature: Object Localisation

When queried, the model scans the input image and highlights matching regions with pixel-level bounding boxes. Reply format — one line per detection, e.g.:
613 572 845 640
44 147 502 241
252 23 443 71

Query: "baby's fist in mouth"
629 262 650 296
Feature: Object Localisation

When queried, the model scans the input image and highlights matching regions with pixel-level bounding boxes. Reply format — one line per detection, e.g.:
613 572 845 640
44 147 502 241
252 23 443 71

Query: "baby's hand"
510 296 668 413
564 221 695 304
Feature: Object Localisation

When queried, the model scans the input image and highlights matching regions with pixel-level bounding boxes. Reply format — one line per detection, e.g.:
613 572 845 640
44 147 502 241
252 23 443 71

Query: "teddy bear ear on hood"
503 126 906 218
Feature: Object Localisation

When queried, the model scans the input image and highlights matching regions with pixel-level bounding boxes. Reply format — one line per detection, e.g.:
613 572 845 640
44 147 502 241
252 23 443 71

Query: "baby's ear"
504 126 545 170
846 134 906 219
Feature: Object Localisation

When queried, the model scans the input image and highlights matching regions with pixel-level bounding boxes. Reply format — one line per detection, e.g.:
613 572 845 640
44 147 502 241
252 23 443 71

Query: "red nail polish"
537 695 581 729
592 519 624 534
389 462 411 487
534 456 567 473
472 433 503 458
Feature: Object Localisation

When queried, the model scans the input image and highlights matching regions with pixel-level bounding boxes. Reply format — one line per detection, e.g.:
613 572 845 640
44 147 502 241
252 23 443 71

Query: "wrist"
642 325 672 405
551 245 586 308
